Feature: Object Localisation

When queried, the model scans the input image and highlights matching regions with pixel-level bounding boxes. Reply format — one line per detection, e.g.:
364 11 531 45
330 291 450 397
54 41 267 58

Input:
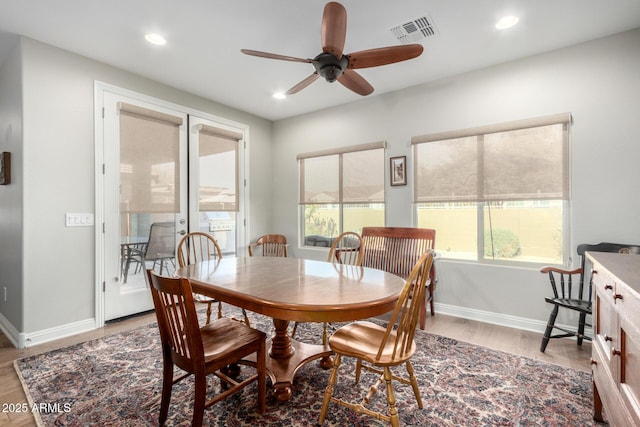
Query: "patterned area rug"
15 307 601 426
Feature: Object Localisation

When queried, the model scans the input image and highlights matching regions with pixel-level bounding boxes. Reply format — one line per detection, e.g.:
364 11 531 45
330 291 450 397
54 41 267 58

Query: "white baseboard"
0 311 21 348
19 319 97 349
3 303 589 350
434 302 593 338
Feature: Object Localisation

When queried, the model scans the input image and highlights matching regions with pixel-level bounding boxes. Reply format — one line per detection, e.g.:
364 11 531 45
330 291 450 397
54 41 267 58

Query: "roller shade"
196 124 241 211
118 102 183 213
413 114 570 203
299 142 385 205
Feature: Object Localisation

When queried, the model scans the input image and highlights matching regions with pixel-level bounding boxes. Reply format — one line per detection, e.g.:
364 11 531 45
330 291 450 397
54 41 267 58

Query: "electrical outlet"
2 286 6 302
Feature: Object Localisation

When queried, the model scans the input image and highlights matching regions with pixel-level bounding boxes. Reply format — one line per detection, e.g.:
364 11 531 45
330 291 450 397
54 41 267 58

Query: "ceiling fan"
241 1 424 96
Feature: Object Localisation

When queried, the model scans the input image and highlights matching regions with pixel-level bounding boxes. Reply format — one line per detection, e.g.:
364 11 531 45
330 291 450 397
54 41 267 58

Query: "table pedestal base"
267 338 333 401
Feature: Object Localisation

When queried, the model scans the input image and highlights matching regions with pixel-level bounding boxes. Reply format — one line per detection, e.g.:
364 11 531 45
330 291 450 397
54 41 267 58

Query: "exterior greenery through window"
298 142 385 247
412 113 571 265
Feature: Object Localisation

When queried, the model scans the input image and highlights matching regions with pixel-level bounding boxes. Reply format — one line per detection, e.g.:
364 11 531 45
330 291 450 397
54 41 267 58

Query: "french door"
97 84 247 323
101 90 188 321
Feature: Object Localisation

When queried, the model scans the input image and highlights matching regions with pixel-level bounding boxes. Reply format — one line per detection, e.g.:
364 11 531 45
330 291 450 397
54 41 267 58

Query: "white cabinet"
588 252 640 427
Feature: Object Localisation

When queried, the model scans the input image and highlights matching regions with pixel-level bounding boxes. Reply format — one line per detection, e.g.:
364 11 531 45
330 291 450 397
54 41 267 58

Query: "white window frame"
412 113 572 266
297 141 386 249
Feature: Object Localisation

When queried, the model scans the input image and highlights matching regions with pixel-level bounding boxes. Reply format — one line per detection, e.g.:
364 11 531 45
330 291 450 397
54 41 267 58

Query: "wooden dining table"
176 256 406 402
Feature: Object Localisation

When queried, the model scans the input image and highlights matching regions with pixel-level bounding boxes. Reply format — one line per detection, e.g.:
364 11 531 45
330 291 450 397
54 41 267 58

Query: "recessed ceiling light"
145 33 166 46
495 15 519 30
273 92 286 100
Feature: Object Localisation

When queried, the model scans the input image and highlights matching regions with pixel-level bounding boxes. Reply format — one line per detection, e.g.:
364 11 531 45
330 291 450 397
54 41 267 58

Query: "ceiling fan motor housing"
314 53 349 82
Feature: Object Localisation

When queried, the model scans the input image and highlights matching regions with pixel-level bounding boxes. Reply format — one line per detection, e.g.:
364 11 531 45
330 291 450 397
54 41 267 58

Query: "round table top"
176 256 406 323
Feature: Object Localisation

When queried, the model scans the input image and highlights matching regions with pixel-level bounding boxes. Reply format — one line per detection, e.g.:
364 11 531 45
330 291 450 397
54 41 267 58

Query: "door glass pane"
119 105 182 287
195 211 237 255
190 120 242 256
198 131 238 211
120 213 177 288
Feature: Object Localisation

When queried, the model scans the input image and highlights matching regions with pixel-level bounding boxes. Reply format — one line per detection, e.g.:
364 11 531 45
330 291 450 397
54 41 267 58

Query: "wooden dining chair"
177 232 250 326
327 231 364 266
539 241 640 353
318 250 435 427
248 234 289 257
291 231 364 344
146 269 266 427
361 226 436 330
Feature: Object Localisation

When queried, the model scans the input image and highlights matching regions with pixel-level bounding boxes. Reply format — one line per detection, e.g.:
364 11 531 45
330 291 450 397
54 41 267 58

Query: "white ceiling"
1 0 639 121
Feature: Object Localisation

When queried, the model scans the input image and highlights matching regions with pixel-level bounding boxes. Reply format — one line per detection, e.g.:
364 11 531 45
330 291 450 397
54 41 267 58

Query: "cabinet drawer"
594 286 617 370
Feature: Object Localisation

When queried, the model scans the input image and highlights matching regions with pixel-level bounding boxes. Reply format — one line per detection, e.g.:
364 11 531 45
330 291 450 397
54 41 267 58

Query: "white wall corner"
0 311 21 348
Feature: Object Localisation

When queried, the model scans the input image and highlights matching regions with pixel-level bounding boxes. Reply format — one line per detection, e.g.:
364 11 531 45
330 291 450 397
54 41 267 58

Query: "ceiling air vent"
391 16 438 44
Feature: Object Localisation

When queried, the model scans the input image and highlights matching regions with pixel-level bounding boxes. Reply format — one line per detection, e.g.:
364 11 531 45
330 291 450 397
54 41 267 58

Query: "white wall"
0 38 23 332
5 37 273 340
272 29 640 331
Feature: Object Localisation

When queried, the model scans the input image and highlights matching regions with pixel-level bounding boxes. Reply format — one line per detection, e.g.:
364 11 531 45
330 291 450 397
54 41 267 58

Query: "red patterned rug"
15 308 602 426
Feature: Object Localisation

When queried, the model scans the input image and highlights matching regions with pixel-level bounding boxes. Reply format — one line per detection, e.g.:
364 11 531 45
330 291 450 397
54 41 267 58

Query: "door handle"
177 230 186 235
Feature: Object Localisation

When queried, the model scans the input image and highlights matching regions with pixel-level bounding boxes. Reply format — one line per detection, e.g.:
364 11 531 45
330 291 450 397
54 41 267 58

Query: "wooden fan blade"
347 44 424 69
337 69 374 96
321 2 347 58
286 73 320 95
241 49 312 64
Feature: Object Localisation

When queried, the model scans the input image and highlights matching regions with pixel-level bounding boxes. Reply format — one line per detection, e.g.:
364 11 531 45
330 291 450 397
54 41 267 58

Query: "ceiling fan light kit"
241 1 424 96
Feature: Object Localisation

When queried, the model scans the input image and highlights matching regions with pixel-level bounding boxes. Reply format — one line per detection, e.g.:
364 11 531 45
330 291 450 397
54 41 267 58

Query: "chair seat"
544 297 591 314
201 318 266 364
329 321 416 366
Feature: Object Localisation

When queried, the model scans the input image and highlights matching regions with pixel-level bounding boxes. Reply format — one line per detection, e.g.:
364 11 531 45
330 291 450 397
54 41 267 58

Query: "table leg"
265 318 333 402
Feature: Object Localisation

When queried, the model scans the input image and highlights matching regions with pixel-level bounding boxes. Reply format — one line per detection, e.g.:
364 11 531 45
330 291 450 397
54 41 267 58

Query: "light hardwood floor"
0 312 592 426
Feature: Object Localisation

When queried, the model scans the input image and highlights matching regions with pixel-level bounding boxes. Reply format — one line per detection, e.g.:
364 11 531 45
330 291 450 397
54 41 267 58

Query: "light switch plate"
65 213 94 227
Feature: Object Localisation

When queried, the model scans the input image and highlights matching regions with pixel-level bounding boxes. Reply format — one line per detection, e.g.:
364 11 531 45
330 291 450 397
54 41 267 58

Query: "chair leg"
192 372 206 427
429 286 435 316
540 305 559 353
203 302 212 325
290 322 298 338
319 354 342 425
405 360 423 409
383 367 400 427
322 322 328 345
355 360 363 383
217 302 223 320
256 339 267 415
159 359 173 426
577 312 587 346
419 296 426 330
241 308 250 327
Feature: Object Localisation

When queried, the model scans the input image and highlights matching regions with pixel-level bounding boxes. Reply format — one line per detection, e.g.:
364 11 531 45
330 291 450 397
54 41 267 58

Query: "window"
412 113 571 265
298 142 385 247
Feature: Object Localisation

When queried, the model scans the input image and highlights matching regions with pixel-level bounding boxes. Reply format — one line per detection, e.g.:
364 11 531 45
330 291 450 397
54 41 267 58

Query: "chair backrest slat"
327 231 363 266
147 270 204 371
362 227 435 279
249 234 288 257
177 232 223 268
